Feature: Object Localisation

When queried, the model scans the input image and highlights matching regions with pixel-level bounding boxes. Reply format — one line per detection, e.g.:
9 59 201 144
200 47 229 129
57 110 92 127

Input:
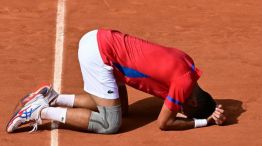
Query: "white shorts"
78 30 119 99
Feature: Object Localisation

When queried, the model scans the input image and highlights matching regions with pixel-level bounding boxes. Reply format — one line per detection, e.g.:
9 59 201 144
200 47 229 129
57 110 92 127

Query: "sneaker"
21 83 59 106
6 94 49 133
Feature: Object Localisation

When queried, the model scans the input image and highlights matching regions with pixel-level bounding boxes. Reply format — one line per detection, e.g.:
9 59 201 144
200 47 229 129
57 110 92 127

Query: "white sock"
41 107 67 123
55 94 75 107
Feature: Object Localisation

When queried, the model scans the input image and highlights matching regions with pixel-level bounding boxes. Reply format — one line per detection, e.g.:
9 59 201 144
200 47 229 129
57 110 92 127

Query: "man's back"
97 29 201 111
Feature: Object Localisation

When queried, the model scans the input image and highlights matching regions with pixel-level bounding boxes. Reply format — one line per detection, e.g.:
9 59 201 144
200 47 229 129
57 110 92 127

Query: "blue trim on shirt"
167 96 182 106
191 64 195 72
113 63 149 78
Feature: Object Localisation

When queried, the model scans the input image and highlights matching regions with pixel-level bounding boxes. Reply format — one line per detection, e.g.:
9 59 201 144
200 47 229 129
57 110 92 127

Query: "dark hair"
192 88 216 119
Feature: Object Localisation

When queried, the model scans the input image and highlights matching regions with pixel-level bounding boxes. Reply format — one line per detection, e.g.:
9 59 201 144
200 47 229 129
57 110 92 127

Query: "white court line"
52 0 66 146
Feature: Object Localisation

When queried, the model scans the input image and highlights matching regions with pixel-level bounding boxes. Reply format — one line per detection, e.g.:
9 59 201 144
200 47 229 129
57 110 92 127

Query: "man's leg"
118 84 128 117
86 96 122 134
40 93 95 128
40 106 91 129
52 93 97 110
40 94 122 133
46 29 122 134
49 83 128 115
40 93 96 129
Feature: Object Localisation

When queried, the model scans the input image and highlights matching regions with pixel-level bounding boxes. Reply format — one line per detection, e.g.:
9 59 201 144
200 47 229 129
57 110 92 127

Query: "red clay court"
0 0 262 146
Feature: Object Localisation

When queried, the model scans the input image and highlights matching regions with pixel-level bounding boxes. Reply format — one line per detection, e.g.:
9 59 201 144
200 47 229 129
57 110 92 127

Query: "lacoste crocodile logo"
107 90 114 94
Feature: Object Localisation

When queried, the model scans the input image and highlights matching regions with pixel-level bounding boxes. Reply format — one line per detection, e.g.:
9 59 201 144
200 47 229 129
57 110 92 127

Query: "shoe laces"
29 122 38 133
26 95 48 133
28 103 45 133
28 113 44 133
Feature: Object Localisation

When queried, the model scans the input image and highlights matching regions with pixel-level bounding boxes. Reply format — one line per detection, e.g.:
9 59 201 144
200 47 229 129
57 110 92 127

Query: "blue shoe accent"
20 105 41 119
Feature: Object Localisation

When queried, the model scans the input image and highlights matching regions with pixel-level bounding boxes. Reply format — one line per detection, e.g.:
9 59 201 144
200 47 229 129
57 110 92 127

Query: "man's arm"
157 104 226 130
157 104 195 130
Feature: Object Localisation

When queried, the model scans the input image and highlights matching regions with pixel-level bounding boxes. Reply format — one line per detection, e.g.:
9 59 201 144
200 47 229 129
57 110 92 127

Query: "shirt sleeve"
164 68 201 111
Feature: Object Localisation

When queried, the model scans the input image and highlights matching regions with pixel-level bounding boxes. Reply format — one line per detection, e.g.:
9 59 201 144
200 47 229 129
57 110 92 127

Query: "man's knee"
87 105 122 134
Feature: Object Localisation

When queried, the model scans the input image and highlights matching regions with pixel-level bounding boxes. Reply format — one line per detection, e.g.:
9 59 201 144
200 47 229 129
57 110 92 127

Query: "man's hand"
207 104 226 125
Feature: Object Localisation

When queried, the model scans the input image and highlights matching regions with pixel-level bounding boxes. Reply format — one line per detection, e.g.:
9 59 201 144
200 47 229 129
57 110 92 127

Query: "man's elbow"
157 119 169 131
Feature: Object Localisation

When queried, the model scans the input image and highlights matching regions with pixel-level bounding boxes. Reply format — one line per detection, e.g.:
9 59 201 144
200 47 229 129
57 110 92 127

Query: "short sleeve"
164 68 201 111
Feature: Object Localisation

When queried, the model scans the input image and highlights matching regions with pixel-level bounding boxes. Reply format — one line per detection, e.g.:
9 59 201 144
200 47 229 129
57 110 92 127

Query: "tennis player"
7 29 226 133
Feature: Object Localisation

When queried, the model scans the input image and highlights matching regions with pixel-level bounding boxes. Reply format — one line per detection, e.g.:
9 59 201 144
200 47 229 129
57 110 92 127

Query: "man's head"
182 84 216 119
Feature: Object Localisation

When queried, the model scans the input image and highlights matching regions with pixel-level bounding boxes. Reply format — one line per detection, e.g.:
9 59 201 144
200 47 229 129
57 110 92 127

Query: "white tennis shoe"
20 83 59 106
6 94 49 133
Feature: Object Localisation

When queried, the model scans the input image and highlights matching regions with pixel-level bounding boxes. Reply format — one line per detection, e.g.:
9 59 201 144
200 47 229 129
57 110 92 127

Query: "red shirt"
97 29 201 111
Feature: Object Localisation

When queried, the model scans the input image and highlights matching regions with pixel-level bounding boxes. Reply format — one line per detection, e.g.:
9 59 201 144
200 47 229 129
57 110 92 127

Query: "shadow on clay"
215 99 246 126
10 98 245 133
120 97 163 133
120 97 246 133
